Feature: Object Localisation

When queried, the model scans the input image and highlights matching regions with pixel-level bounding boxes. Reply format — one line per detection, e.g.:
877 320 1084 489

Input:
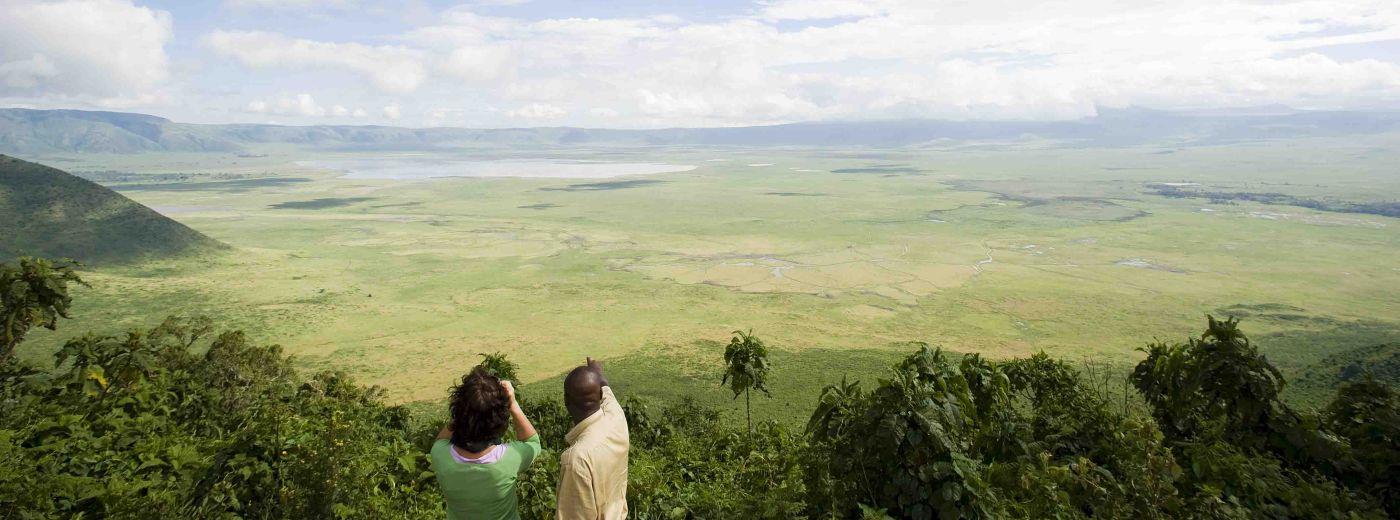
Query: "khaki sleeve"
600 386 623 415
556 453 597 520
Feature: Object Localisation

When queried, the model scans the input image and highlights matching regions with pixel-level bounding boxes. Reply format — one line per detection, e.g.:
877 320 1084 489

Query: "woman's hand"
500 380 516 403
501 379 537 440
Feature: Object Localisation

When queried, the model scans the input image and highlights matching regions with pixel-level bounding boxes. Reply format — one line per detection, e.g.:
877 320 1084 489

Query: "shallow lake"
302 158 696 180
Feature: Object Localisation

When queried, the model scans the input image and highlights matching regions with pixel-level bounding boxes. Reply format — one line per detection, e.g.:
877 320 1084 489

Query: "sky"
1 0 1399 128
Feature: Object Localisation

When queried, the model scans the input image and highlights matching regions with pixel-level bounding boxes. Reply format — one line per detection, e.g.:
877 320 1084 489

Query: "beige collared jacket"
557 386 630 520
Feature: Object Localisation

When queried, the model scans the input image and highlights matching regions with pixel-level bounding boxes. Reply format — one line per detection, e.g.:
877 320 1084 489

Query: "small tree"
722 329 771 431
478 351 519 381
1 257 86 363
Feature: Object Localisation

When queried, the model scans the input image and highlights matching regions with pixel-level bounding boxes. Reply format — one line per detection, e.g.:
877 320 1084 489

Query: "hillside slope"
0 109 242 154
0 155 227 263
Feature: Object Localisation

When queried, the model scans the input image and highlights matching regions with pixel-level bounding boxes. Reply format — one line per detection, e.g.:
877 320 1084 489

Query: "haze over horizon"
2 0 1400 130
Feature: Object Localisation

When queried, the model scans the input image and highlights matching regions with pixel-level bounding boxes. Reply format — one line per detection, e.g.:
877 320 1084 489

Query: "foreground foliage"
1 257 85 363
721 329 772 431
0 316 441 518
1 259 1395 518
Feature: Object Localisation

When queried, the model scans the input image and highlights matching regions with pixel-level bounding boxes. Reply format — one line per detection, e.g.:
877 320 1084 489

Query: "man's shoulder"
562 437 596 456
562 435 619 461
605 404 628 424
559 445 594 475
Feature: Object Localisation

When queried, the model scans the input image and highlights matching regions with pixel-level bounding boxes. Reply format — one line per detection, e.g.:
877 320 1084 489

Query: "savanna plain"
19 137 1400 423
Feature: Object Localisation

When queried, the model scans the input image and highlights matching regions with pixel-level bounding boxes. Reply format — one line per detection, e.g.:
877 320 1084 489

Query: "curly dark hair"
449 366 510 452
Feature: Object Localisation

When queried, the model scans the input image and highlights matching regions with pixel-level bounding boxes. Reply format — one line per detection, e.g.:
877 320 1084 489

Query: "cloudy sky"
2 0 1399 128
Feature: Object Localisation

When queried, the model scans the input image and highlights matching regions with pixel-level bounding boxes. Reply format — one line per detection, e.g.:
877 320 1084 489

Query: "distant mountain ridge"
4 106 1400 154
0 109 243 154
0 154 227 263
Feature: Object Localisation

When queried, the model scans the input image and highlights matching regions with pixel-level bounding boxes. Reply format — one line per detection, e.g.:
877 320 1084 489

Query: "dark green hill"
0 155 227 263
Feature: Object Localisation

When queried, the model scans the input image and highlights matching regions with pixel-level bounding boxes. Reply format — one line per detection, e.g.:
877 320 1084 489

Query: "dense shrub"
805 348 1180 519
1324 377 1400 517
1133 316 1390 517
0 318 441 518
0 257 85 362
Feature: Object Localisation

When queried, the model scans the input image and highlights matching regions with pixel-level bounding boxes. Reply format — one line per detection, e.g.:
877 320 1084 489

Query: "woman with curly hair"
431 366 540 520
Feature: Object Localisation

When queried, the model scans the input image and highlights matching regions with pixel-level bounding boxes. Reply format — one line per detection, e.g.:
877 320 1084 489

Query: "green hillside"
0 109 241 154
0 155 227 264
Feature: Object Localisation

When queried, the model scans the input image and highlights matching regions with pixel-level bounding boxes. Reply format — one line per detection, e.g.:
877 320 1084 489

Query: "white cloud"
757 0 883 21
204 30 427 93
277 94 323 116
0 54 58 88
223 0 355 9
441 45 515 82
13 0 1400 126
589 107 620 118
244 94 367 118
395 0 1400 125
506 102 566 119
0 0 171 98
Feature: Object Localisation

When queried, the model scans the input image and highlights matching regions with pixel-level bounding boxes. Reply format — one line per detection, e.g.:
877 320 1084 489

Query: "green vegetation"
71 170 265 185
477 351 520 381
6 109 1400 517
0 320 440 517
1293 343 1400 403
0 155 226 264
518 343 903 426
268 197 378 210
3 261 1396 518
1 257 85 362
1130 316 1400 518
1148 184 1400 218
116 176 312 192
5 135 1400 516
10 141 1398 419
537 179 666 191
721 330 772 431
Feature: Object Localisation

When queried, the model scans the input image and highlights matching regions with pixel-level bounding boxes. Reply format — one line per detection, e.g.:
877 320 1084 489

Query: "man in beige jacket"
557 358 629 520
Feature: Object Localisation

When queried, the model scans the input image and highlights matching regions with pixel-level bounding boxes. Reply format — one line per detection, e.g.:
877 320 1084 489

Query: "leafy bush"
1323 377 1399 517
806 347 1180 519
1132 315 1388 518
477 351 519 381
0 318 440 518
1 257 86 362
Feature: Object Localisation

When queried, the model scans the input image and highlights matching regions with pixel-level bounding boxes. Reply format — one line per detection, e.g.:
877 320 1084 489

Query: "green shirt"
431 435 542 520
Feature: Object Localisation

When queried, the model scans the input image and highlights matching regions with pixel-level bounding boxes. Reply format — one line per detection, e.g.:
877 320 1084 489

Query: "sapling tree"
722 329 772 431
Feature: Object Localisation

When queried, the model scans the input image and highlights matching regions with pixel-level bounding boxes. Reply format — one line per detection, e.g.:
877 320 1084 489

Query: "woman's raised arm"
500 380 537 440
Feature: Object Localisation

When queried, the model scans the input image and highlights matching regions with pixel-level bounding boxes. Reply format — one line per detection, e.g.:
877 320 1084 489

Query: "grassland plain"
15 135 1400 424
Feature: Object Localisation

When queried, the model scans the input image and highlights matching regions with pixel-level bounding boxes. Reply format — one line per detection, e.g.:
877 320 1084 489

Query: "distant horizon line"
7 104 1400 133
